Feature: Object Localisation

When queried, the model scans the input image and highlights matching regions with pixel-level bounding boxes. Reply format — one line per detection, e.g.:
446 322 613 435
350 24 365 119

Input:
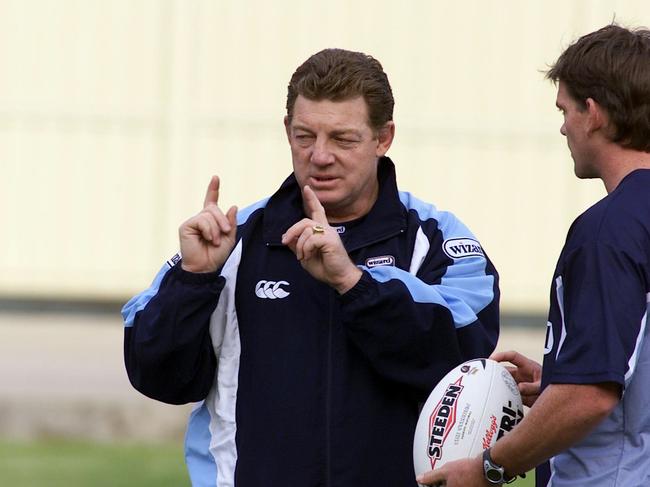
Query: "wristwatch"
482 448 511 484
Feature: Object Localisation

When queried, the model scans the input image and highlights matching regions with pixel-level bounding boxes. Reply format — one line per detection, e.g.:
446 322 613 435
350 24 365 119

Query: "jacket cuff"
172 261 225 286
339 270 374 303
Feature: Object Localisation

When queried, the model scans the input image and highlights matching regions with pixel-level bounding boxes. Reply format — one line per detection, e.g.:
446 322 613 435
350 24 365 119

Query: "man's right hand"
490 350 542 407
179 176 238 273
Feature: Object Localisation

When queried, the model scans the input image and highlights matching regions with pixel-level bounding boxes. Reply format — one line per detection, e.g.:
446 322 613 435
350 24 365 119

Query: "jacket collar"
263 156 407 251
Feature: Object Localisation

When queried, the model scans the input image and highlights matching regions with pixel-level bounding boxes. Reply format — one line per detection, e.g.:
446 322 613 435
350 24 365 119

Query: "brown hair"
546 24 650 152
286 49 394 132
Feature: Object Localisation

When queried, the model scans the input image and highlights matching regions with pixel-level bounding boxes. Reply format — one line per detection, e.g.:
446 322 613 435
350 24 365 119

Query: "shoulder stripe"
397 191 494 326
208 240 242 486
399 190 480 241
624 293 650 386
236 197 270 226
398 191 440 222
554 276 568 360
409 227 429 275
362 265 494 328
121 263 171 328
185 401 218 487
122 198 266 329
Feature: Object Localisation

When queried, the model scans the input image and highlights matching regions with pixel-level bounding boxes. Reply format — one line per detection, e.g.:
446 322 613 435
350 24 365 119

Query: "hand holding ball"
413 359 524 477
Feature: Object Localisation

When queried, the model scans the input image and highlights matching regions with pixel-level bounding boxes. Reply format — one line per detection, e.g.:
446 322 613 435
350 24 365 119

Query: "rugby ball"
413 358 523 477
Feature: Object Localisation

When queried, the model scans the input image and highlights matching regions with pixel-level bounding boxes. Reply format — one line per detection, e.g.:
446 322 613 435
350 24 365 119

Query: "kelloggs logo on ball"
482 414 498 449
427 377 464 468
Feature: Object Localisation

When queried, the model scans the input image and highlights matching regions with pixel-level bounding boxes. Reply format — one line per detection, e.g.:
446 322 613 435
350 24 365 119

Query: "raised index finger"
302 185 327 224
203 175 220 208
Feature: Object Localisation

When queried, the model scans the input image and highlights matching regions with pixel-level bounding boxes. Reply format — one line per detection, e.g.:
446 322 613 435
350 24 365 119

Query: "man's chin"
319 198 349 221
311 189 340 206
573 166 599 180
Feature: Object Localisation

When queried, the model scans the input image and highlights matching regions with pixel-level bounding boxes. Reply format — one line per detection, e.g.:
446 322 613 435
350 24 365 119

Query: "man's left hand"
416 457 490 487
282 185 362 294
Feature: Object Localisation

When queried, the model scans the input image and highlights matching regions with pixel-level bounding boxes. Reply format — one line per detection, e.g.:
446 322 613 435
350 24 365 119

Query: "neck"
322 185 379 224
599 146 650 193
316 172 380 224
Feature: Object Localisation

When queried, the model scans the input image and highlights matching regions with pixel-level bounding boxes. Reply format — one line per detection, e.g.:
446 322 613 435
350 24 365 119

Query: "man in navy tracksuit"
123 48 500 487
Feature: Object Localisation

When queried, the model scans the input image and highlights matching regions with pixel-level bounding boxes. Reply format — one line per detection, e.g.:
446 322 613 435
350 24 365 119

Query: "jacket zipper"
326 289 334 487
264 228 405 252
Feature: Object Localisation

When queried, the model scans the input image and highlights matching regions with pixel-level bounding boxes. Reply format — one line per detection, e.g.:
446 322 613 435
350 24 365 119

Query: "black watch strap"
482 448 512 484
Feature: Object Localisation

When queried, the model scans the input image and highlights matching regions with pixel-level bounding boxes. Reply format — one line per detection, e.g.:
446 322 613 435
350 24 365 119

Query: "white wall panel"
0 0 647 312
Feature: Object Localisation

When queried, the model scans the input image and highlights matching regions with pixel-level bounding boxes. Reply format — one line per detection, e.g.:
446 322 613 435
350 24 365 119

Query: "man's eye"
336 138 356 145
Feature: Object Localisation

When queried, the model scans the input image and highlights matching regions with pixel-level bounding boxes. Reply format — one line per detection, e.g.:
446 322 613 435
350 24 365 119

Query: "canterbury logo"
255 280 290 299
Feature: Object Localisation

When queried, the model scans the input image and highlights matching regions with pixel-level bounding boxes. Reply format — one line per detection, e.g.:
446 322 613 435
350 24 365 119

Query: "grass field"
0 439 535 486
0 440 189 487
511 471 535 486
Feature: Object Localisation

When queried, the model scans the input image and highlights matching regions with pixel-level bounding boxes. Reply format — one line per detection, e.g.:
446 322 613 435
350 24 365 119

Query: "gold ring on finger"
312 225 325 235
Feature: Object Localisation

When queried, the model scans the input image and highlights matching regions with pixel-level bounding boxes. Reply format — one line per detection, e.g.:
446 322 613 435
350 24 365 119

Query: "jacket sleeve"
122 262 225 405
340 226 499 400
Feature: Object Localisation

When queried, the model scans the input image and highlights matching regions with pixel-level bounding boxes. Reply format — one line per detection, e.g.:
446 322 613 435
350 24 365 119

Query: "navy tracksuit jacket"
123 157 500 487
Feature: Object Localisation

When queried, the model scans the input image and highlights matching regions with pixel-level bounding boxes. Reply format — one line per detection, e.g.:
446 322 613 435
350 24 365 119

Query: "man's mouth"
309 176 339 186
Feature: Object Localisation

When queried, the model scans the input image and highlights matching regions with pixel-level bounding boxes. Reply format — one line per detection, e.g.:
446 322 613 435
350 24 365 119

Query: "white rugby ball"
413 358 523 477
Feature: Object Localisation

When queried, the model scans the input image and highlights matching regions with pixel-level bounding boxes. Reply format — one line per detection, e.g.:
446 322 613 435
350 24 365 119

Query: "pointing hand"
179 176 238 273
281 185 362 294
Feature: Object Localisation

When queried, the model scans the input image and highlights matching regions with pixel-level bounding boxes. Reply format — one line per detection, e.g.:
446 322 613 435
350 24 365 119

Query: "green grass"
0 440 189 487
511 471 535 486
0 439 536 486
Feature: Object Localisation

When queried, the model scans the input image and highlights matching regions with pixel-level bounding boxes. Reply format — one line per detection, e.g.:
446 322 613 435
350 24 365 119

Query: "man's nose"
310 138 335 165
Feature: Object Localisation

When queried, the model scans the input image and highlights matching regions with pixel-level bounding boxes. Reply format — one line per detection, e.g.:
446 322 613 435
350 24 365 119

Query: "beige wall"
1 0 647 312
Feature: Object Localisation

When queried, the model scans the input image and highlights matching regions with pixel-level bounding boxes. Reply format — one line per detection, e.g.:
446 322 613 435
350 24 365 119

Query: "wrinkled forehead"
290 95 372 131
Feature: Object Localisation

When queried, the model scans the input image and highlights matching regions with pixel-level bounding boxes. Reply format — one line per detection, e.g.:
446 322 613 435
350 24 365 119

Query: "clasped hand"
281 185 362 294
490 350 542 407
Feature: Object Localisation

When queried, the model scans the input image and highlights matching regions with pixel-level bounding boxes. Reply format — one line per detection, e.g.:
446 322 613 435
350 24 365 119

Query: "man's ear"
376 121 395 157
585 98 609 136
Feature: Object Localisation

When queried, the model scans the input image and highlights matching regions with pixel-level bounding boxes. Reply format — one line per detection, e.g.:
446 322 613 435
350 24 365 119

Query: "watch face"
486 468 503 482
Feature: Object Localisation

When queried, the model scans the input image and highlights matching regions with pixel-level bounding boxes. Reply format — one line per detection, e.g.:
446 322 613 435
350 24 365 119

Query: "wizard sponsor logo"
442 238 485 259
365 255 395 268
